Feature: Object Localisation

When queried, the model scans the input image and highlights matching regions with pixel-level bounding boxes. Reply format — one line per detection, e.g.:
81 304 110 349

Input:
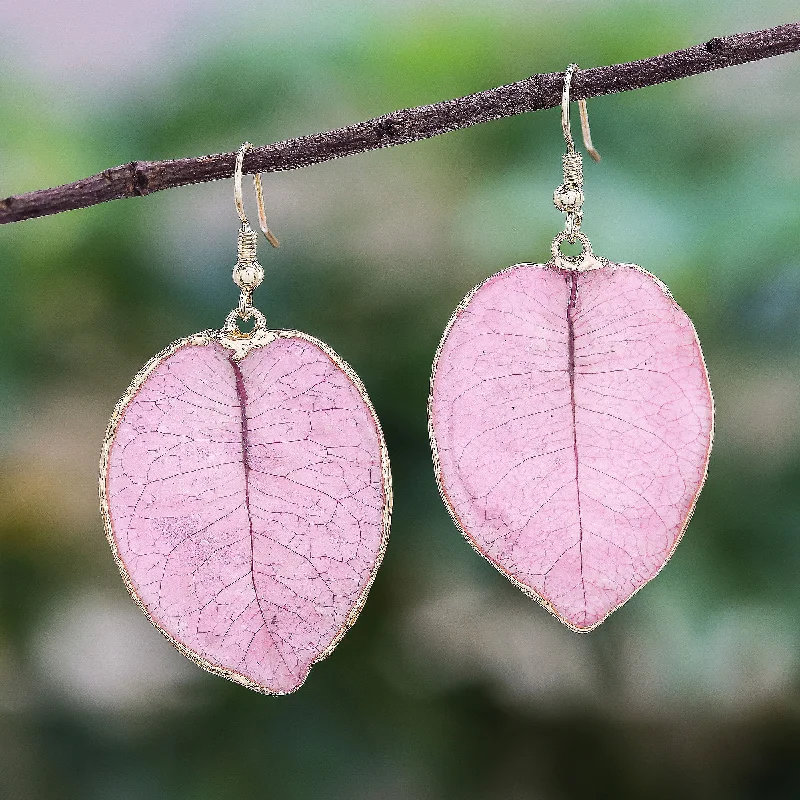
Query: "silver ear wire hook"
551 65 599 269
235 142 280 248
561 65 600 162
554 64 601 241
224 143 277 339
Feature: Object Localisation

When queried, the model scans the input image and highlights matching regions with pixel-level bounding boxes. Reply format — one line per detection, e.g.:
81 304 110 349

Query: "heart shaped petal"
102 331 391 693
429 263 713 630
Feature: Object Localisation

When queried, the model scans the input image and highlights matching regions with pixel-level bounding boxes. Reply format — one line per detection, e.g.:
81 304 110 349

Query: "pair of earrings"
100 66 714 695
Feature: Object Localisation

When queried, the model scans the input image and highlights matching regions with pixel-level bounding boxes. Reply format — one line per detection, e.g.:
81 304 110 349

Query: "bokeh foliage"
1 3 799 798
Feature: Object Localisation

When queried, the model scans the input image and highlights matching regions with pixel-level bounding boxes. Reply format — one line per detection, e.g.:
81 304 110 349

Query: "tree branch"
2 22 798 225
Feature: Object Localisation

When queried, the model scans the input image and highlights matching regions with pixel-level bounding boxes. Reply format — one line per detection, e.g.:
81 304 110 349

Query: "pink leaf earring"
428 66 714 631
100 144 392 694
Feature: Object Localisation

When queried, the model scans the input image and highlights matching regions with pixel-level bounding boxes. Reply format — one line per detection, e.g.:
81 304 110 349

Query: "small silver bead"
232 261 264 290
553 186 584 213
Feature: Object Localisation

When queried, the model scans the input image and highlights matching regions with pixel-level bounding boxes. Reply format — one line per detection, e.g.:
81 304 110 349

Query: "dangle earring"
100 144 391 694
428 67 713 631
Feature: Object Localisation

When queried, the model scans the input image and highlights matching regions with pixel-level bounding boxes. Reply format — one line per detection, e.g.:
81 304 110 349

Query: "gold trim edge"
99 327 392 695
427 259 714 633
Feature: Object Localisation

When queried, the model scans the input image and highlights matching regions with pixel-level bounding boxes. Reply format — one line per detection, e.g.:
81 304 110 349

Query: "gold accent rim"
99 328 392 694
428 261 714 632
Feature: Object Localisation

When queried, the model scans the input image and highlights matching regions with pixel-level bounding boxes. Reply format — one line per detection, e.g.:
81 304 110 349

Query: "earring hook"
561 65 601 163
235 142 280 247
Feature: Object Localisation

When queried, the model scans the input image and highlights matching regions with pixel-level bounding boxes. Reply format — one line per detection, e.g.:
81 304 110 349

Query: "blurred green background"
1 2 800 798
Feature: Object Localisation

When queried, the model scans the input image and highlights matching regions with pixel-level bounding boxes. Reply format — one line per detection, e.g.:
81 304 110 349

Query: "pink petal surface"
429 263 713 630
103 333 390 693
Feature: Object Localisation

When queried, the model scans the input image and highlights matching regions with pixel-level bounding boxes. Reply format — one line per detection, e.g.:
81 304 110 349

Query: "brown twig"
2 22 799 225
